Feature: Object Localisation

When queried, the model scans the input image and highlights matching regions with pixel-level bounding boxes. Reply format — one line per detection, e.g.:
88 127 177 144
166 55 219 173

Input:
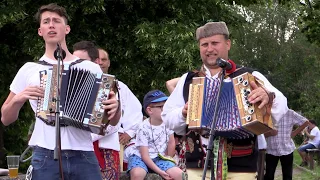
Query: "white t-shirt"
309 126 320 148
10 55 102 151
133 119 174 159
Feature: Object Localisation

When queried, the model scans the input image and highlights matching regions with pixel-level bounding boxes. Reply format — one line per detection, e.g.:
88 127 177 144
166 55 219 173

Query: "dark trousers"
264 152 293 180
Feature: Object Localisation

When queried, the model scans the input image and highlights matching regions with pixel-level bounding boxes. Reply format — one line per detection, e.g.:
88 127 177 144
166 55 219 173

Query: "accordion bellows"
36 64 116 135
186 72 273 139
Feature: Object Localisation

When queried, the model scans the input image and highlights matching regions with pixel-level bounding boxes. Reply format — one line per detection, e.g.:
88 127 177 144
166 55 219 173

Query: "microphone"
54 43 66 60
216 58 236 74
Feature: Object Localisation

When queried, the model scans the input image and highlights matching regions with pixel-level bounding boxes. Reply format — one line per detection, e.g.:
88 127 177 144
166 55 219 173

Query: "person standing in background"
264 109 309 180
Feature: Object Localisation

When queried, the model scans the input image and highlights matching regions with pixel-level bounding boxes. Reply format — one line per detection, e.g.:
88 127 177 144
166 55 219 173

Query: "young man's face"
96 49 110 73
199 34 231 69
38 11 70 44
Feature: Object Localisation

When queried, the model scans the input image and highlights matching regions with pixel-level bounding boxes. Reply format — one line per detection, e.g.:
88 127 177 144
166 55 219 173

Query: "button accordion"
186 72 273 138
36 64 117 135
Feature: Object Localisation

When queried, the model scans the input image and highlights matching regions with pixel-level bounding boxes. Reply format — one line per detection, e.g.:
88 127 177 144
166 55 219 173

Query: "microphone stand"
202 69 226 180
53 43 65 180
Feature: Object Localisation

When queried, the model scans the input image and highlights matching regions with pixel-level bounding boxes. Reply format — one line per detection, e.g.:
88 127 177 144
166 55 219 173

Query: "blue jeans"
31 146 102 180
298 143 316 152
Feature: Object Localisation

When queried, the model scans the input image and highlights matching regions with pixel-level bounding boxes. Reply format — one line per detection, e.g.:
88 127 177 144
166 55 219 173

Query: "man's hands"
182 103 188 119
1 86 44 126
119 132 131 145
102 91 120 125
248 81 270 109
14 86 44 103
102 91 119 119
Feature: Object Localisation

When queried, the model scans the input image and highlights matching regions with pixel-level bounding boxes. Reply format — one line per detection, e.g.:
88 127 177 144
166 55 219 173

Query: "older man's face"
96 49 110 73
199 34 230 69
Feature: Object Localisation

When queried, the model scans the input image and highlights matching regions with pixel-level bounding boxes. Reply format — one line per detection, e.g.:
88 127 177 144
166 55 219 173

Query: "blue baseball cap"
143 90 168 112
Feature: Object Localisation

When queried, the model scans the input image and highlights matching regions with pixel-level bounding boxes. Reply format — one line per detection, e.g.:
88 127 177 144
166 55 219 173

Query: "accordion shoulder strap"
183 71 198 103
70 59 87 66
36 58 87 67
37 60 52 66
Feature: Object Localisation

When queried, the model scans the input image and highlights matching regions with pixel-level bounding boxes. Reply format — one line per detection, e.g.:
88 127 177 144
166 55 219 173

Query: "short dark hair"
35 3 69 24
309 120 317 126
73 41 99 61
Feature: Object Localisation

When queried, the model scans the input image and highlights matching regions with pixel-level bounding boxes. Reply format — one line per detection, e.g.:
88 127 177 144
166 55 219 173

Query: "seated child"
127 90 183 180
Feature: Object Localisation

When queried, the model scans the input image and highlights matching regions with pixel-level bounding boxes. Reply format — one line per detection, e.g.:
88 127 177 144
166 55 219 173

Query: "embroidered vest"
182 66 259 172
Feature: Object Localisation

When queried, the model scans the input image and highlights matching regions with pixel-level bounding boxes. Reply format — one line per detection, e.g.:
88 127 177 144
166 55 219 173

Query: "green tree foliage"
0 0 241 170
300 0 320 45
1 0 320 172
230 3 320 124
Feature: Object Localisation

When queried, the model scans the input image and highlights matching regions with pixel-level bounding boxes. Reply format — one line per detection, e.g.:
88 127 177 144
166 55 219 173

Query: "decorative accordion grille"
187 73 273 139
36 65 116 135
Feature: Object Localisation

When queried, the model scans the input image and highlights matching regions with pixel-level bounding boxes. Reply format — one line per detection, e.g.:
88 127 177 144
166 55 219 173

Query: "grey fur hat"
196 21 229 41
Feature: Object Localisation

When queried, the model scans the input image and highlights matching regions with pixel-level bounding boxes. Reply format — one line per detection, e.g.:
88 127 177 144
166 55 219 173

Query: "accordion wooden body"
186 72 273 139
36 64 116 135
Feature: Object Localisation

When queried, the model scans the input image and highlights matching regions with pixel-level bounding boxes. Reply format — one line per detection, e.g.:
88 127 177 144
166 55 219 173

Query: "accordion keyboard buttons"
102 77 109 82
90 118 97 123
244 115 252 122
96 113 103 118
104 83 110 89
242 80 249 86
248 108 254 114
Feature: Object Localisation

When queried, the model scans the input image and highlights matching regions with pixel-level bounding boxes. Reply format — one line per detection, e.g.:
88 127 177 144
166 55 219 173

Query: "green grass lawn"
291 150 320 180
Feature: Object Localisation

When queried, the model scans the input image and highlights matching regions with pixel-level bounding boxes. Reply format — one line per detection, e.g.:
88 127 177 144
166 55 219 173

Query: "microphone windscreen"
54 48 66 60
226 60 236 74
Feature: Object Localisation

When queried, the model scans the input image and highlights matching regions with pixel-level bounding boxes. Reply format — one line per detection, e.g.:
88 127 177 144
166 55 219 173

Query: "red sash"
93 141 105 168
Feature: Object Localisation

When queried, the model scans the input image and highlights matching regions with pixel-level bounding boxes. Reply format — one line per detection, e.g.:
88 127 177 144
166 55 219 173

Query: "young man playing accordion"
162 21 288 179
1 3 120 180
